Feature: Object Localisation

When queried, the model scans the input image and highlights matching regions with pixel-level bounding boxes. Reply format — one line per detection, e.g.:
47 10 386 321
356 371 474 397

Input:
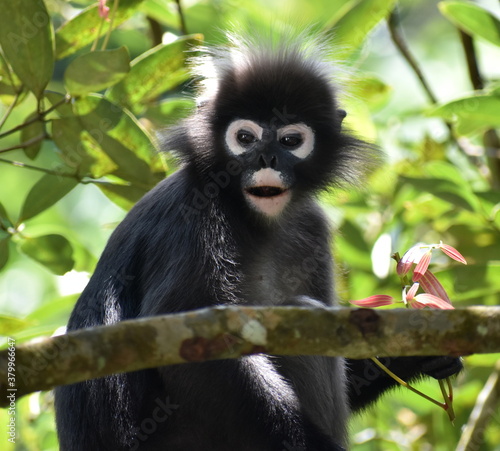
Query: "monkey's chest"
241 257 309 306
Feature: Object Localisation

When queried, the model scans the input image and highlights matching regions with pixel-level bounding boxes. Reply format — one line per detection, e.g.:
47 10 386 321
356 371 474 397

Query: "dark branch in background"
387 8 488 175
459 31 484 90
1 305 500 407
147 17 163 47
387 9 438 104
175 0 188 35
459 30 500 189
456 359 500 451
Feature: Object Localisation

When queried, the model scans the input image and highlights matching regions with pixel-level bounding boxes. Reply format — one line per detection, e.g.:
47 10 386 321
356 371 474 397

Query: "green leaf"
439 1 500 47
96 181 149 210
0 236 10 271
19 234 74 275
55 0 144 60
0 314 32 335
0 202 12 230
351 75 392 110
20 113 45 160
64 47 130 97
72 94 160 185
107 35 202 112
327 0 398 58
52 116 118 178
0 52 23 103
399 175 480 212
429 95 500 135
0 0 54 98
143 97 195 127
19 174 78 222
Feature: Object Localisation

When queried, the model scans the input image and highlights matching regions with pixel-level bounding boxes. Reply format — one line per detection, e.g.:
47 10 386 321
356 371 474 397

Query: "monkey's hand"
420 356 463 379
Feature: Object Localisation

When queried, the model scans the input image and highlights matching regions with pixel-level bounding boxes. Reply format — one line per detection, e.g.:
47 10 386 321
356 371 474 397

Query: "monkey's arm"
346 356 463 412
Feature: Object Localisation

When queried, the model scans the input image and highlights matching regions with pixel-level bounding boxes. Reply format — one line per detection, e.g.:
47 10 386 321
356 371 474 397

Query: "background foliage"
0 0 499 449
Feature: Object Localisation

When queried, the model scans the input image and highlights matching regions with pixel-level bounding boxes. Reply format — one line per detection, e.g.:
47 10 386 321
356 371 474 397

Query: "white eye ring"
277 123 315 159
225 119 263 155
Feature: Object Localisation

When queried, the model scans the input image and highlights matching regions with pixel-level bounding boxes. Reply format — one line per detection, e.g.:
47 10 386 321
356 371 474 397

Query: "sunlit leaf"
64 47 130 97
439 1 500 47
327 0 398 57
19 234 74 275
71 94 159 185
429 95 500 135
55 0 144 60
19 174 78 222
0 0 54 98
52 116 118 178
399 176 480 212
96 181 149 210
107 35 202 112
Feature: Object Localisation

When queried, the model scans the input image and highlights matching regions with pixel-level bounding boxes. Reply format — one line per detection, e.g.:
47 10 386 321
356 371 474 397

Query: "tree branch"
456 359 500 451
1 306 500 407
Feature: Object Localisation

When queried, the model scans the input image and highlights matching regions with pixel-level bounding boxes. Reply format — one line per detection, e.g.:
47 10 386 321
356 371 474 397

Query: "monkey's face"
224 118 315 217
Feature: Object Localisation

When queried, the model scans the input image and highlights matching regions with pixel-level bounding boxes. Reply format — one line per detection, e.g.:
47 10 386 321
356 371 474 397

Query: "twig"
0 133 46 153
456 360 500 451
0 95 68 140
0 157 79 179
175 0 188 35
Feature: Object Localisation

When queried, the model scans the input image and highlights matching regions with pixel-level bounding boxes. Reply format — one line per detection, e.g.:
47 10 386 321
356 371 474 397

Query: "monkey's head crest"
168 32 379 219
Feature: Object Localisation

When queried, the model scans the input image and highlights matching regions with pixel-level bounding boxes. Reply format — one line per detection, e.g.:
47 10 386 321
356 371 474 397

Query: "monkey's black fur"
54 34 462 450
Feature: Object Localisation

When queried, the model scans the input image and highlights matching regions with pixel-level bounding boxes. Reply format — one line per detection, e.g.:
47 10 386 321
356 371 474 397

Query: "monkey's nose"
258 154 277 169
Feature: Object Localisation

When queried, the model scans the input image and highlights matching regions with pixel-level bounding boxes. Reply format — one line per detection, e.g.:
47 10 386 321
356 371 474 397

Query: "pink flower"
418 269 451 305
413 249 432 281
99 0 110 19
438 242 467 265
349 295 394 308
405 282 454 310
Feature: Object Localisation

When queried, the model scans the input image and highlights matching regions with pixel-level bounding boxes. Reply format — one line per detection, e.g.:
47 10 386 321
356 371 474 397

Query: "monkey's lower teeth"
247 187 285 197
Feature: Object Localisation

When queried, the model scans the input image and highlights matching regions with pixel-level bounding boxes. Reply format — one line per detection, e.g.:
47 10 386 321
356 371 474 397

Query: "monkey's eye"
237 130 257 145
280 134 302 147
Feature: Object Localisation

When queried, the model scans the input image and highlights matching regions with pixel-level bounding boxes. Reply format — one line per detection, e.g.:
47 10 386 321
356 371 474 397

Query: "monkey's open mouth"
246 186 288 198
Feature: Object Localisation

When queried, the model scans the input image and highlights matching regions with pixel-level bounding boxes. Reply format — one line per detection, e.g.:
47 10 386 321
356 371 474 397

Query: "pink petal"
405 282 419 301
414 293 455 310
418 270 452 305
439 243 467 265
350 295 394 308
99 0 110 18
397 245 421 276
413 250 432 281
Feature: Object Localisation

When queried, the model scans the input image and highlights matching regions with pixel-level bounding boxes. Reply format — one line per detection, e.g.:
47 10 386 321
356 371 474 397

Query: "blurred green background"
0 0 499 449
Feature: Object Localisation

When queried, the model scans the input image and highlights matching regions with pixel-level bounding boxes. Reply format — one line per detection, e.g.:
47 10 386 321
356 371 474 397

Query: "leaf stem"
101 0 119 50
370 357 447 410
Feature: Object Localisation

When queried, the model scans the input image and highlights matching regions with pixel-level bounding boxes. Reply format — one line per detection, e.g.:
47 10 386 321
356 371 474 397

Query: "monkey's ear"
337 109 347 123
